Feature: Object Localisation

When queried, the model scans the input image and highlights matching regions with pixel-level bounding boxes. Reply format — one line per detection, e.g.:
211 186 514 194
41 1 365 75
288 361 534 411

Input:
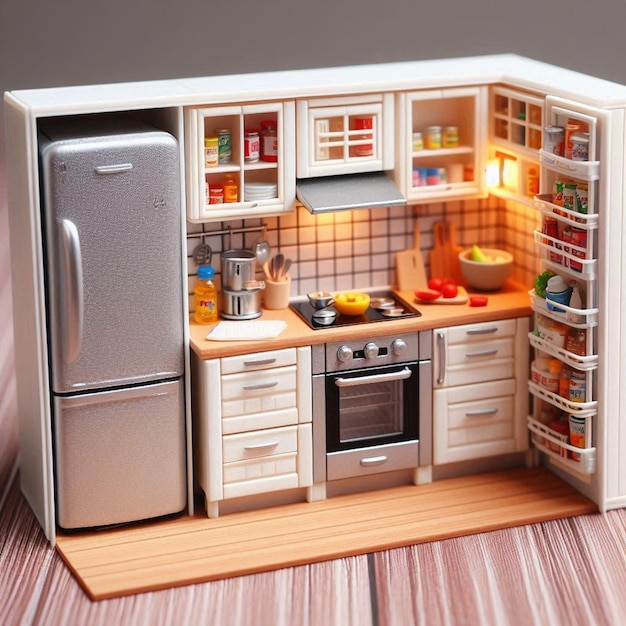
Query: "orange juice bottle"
194 265 218 324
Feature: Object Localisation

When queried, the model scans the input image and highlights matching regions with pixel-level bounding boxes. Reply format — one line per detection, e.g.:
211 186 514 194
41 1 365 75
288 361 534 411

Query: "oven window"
339 380 404 443
326 363 419 452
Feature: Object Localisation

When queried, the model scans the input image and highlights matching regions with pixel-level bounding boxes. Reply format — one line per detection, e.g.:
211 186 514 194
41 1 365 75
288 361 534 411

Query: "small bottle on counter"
194 265 218 324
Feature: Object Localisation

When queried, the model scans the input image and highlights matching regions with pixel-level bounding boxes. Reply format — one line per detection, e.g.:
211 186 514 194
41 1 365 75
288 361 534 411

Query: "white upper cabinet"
296 94 394 178
185 101 296 222
395 87 488 203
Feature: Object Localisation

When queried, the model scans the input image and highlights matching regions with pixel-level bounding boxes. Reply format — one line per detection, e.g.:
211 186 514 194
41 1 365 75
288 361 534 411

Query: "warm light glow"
502 158 518 189
485 160 500 188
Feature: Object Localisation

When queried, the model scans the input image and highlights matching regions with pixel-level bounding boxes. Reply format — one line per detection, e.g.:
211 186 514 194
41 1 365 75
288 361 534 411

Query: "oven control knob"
391 338 407 356
337 345 353 362
364 342 379 359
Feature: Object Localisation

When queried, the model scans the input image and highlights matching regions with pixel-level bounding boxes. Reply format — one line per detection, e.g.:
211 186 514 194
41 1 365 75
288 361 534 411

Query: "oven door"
325 362 419 453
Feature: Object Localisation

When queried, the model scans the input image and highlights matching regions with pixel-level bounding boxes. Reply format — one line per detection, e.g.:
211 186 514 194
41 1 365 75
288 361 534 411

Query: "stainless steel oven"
312 331 432 482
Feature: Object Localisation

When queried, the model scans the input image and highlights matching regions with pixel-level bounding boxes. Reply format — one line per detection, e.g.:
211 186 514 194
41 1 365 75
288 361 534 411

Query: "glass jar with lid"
260 121 278 162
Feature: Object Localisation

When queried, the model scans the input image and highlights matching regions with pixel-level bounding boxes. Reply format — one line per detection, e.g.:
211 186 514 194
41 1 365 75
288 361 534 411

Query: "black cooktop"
290 291 422 330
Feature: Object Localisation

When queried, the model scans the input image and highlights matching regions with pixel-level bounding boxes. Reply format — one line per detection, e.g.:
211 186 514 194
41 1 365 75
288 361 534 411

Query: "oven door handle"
334 367 412 387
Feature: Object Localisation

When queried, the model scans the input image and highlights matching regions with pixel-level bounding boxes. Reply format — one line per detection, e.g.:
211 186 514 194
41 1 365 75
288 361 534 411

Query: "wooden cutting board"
395 220 428 290
430 221 465 285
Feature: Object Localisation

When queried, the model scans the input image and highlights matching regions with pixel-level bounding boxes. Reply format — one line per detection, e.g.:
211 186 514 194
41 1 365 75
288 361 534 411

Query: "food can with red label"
569 227 587 272
244 130 260 163
209 184 224 204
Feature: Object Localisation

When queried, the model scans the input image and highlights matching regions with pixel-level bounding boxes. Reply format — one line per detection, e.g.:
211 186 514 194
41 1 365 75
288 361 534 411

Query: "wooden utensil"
395 220 428 290
430 221 464 285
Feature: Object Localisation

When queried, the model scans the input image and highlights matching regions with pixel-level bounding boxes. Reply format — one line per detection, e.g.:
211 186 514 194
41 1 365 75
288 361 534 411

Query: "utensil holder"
263 276 291 310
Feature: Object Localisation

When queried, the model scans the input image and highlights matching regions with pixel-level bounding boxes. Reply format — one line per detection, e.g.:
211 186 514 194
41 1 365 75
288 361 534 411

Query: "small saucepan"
307 291 334 310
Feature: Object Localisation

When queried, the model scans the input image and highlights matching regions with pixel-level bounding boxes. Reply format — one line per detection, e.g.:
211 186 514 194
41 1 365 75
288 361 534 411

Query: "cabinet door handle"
436 331 446 385
242 381 279 391
466 327 498 335
465 349 498 358
244 441 279 451
243 358 277 367
465 407 498 417
360 455 388 467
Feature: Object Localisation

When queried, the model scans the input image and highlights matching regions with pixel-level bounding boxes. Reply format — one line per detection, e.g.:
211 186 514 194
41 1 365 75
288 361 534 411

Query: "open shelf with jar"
185 102 295 222
396 86 487 203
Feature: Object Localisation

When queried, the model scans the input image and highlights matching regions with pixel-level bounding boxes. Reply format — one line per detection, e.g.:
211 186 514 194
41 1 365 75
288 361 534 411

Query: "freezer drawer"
53 379 186 529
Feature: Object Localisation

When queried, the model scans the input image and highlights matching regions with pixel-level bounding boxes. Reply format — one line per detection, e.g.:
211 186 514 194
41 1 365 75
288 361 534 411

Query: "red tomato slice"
469 295 489 307
415 289 442 301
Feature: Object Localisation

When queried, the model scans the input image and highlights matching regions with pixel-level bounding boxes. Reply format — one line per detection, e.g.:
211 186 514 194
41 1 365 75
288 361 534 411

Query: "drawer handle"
242 381 279 391
360 455 388 467
465 349 498 358
243 358 277 367
244 441 279 451
466 327 498 335
465 407 499 417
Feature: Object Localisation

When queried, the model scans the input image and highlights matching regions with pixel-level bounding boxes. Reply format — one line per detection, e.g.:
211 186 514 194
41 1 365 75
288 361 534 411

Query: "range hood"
296 172 406 214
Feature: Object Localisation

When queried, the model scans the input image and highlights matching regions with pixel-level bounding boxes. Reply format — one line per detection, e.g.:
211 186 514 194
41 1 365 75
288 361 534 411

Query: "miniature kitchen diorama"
5 54 626 580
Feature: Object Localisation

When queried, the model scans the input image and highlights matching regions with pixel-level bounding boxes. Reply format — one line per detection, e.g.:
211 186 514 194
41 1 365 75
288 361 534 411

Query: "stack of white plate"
244 182 278 201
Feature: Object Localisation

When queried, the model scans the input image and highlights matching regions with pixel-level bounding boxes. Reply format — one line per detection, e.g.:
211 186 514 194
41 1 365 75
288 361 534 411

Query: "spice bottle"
223 173 238 203
260 120 278 162
194 265 218 324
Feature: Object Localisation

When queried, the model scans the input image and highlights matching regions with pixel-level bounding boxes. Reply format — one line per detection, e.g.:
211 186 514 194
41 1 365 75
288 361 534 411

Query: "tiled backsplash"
186 196 539 307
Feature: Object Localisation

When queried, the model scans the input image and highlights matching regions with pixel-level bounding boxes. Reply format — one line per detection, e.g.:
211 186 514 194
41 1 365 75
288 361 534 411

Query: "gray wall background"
2 0 626 425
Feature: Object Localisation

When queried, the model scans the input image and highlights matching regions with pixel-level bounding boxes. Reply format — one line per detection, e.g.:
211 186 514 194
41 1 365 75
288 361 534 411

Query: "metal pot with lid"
221 249 257 291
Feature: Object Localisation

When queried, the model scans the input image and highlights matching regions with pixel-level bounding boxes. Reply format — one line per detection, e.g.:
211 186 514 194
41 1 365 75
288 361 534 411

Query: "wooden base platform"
56 467 598 600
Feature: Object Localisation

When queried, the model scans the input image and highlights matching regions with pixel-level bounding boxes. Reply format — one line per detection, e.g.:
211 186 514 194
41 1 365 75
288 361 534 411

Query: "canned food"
442 126 459 148
217 129 232 164
571 132 590 161
544 125 564 156
575 183 588 217
353 117 373 157
204 136 219 167
244 130 260 163
412 132 424 152
552 180 564 207
563 182 577 211
568 415 587 461
425 126 442 150
564 121 581 159
426 167 440 185
209 183 224 204
569 227 587 272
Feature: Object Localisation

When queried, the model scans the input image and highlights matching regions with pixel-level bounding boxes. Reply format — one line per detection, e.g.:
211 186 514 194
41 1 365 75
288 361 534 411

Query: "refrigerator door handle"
59 218 83 363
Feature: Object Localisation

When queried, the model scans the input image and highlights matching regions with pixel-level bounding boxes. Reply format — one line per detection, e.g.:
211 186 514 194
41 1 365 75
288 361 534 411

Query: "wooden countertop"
189 281 532 359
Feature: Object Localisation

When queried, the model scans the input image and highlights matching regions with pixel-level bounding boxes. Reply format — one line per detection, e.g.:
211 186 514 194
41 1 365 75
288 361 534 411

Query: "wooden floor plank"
55 467 597 600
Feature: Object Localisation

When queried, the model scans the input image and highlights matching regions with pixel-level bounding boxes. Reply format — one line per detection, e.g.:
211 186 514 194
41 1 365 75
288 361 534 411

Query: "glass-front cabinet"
395 86 487 203
296 93 394 178
185 101 296 222
488 87 544 204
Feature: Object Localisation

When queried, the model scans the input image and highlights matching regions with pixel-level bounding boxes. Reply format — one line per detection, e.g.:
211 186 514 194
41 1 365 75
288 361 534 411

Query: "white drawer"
221 366 297 419
445 319 516 345
222 425 298 463
221 348 297 374
436 336 515 387
222 407 299 435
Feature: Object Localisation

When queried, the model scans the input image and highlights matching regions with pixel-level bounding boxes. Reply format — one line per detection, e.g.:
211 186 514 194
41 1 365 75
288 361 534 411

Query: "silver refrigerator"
39 118 187 530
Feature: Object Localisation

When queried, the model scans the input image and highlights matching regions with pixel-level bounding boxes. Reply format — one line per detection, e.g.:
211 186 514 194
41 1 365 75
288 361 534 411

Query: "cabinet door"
296 94 394 178
185 101 295 222
396 87 487 203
